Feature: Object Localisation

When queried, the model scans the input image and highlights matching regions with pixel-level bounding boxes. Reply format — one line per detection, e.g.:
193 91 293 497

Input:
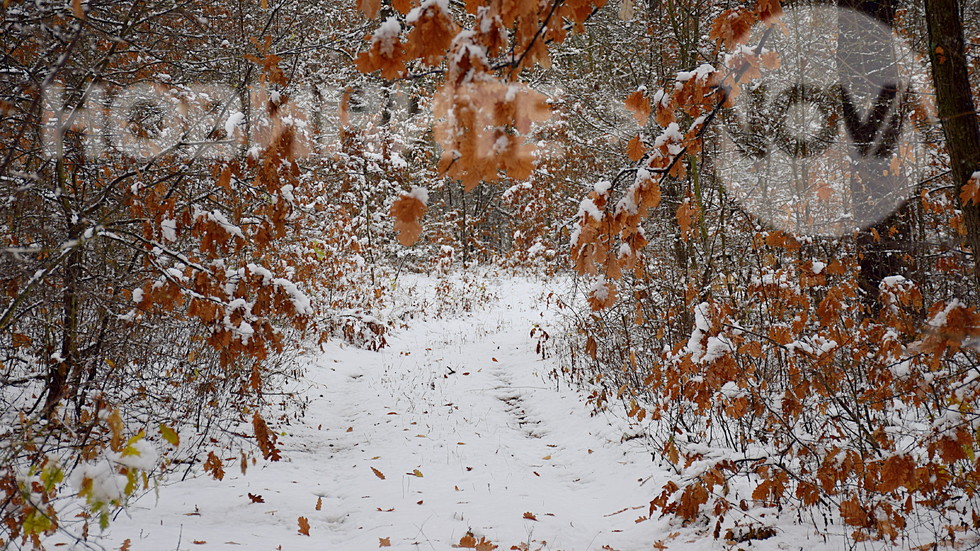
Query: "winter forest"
3 0 980 549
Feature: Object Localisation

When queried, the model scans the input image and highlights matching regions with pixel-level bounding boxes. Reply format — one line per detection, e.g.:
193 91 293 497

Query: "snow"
373 17 402 55
224 111 244 137
576 197 602 221
407 185 429 205
160 218 177 242
47 276 854 551
653 122 682 148
272 277 313 315
193 207 245 239
675 63 715 82
406 0 450 24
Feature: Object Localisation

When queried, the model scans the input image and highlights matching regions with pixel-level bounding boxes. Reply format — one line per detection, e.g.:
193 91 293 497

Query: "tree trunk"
924 0 980 294
837 0 915 307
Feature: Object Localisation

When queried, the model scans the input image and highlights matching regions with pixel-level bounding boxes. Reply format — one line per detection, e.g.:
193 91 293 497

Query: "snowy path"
73 276 679 551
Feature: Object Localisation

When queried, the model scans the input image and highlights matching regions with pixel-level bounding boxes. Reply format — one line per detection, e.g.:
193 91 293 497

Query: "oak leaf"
356 20 409 80
709 8 755 50
392 0 413 14
453 532 498 550
390 190 428 246
406 2 458 66
380 537 392 547
960 174 980 206
626 135 646 162
357 0 380 18
587 281 618 311
625 91 651 126
204 451 225 481
252 412 281 461
297 516 310 536
676 199 698 241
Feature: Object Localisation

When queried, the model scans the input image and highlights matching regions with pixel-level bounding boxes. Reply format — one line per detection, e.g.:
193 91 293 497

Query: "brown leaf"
357 0 380 18
315 496 323 510
587 281 618 311
390 192 427 246
379 537 392 547
247 493 264 503
626 135 646 162
960 174 980 206
204 451 225 481
107 409 124 452
523 511 537 520
453 532 498 550
72 0 85 19
391 0 413 13
676 198 698 241
405 1 458 66
624 91 651 126
297 516 311 536
371 467 386 480
252 412 281 461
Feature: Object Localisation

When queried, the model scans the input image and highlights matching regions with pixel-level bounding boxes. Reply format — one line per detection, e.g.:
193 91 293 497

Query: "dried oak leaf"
453 532 498 550
357 0 380 18
252 412 281 461
379 537 392 547
298 516 311 536
587 281 618 311
356 20 409 80
676 198 698 241
247 493 264 503
625 90 651 126
390 191 427 246
406 1 458 66
960 174 980 206
204 451 225 481
709 8 755 50
392 0 413 14
626 135 647 162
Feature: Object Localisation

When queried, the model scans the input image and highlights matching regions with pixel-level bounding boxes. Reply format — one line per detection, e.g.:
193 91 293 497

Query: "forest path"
79 275 676 551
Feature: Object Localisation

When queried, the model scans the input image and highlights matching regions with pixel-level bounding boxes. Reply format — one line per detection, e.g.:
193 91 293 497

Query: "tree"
924 0 980 291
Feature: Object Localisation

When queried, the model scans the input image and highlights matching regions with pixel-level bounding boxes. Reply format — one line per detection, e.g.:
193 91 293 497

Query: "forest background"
2 0 980 548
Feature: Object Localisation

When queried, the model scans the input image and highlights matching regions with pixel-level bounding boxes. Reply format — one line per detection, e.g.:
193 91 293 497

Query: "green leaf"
159 423 180 447
122 430 146 456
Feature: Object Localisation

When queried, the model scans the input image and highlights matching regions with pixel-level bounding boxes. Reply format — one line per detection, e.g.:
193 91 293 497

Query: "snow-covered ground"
50 273 841 551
